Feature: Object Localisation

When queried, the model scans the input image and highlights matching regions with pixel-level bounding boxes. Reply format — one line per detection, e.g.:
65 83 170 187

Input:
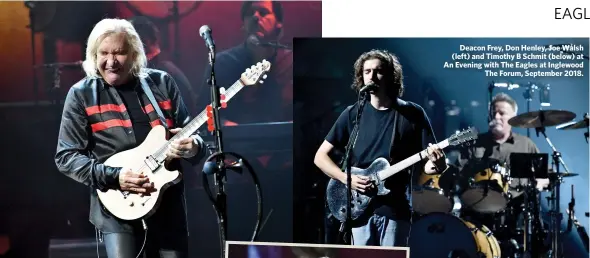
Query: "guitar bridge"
144 155 160 171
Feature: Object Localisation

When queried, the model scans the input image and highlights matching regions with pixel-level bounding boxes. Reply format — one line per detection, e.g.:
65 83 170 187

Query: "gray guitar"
326 127 478 222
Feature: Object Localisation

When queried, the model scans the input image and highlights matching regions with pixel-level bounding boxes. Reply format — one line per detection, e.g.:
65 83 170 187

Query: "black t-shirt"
325 98 435 221
114 79 151 144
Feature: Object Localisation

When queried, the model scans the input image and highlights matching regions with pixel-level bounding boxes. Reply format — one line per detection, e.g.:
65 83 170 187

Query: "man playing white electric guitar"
55 18 205 258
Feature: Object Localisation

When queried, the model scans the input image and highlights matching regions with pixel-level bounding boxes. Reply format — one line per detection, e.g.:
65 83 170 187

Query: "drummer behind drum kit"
409 90 589 257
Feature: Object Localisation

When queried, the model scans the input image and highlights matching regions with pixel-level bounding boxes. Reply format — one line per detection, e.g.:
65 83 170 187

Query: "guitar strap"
140 76 169 130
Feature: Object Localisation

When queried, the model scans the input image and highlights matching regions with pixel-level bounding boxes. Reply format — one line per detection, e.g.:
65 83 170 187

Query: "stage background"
293 38 589 257
0 1 321 258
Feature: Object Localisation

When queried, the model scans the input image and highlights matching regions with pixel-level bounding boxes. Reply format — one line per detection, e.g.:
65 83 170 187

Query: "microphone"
199 25 215 52
359 82 378 94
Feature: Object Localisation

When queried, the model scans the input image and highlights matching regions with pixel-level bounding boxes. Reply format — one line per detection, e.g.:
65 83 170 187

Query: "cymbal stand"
522 83 538 138
536 127 569 258
521 173 537 257
584 113 589 143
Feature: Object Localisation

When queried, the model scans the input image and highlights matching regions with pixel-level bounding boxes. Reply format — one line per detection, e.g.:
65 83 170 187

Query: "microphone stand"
202 48 263 258
208 47 228 258
338 92 368 244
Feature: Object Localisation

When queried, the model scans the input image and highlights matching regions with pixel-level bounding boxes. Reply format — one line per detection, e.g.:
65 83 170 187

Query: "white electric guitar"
97 60 272 220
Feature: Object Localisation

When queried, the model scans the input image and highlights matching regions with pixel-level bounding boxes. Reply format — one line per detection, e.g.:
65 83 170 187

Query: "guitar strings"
119 78 244 198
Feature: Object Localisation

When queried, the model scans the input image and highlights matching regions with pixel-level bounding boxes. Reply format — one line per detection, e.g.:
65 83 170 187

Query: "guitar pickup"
144 155 160 171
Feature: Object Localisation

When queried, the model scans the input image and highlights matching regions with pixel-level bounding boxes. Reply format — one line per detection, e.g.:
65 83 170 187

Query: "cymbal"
508 110 576 128
557 114 589 130
549 169 578 178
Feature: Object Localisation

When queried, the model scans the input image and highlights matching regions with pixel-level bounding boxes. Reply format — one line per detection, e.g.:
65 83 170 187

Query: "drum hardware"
490 81 556 138
414 171 454 214
507 110 577 129
566 185 575 233
565 207 590 253
33 61 83 69
508 153 548 258
556 113 589 143
408 213 501 258
33 61 83 106
508 106 577 258
538 128 569 258
460 159 510 214
522 83 540 139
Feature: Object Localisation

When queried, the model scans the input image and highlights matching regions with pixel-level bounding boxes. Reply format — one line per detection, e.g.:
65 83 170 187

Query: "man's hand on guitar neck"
165 128 201 162
424 143 448 174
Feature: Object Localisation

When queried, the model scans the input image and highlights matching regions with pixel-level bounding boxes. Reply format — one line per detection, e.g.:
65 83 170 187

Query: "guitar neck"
378 139 450 180
152 79 246 160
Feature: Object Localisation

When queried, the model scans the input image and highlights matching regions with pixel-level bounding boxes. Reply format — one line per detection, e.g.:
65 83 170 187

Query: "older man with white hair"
55 18 205 258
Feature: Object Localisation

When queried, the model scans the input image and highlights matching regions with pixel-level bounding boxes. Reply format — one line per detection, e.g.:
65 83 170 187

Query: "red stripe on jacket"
85 104 127 116
144 100 172 113
149 119 174 128
91 119 132 132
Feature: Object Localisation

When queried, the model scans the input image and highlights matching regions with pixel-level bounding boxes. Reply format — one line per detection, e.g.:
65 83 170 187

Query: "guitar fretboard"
378 139 450 180
151 79 246 161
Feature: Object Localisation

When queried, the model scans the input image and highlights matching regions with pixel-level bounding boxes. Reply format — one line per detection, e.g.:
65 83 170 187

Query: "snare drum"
408 213 501 258
412 171 454 214
461 160 510 213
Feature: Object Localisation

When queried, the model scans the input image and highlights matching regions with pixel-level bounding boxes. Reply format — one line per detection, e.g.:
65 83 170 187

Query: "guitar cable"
95 228 101 258
93 220 148 258
135 219 148 258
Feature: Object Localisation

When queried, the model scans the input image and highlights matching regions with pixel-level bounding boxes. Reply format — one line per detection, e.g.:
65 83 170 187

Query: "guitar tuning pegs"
259 80 264 84
262 74 268 79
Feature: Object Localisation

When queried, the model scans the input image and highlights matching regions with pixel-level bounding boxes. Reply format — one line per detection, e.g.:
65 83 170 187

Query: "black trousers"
103 223 188 258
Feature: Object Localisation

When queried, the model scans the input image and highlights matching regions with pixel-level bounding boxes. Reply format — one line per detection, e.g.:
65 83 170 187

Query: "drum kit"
409 87 588 258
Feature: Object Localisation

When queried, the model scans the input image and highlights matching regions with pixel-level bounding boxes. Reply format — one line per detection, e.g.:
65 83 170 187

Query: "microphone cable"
202 151 263 258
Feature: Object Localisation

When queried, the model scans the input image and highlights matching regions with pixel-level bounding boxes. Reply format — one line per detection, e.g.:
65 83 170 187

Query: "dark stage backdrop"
0 1 321 258
292 38 589 258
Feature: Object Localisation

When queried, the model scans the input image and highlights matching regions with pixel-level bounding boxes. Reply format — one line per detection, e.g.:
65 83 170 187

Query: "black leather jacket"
55 69 205 233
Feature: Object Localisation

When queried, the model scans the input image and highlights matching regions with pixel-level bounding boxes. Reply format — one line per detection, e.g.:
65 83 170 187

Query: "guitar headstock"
240 59 271 86
448 127 479 146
